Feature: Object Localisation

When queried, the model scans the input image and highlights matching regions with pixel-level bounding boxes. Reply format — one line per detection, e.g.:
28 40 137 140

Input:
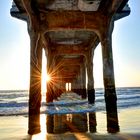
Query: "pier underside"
11 0 130 135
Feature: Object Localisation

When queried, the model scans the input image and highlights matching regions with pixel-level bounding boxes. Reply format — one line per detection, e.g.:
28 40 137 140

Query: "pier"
10 0 130 135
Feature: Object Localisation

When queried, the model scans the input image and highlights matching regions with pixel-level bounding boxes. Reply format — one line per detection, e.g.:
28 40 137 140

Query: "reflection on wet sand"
46 110 119 134
28 100 119 137
46 113 89 134
28 111 119 136
89 112 96 133
27 110 119 140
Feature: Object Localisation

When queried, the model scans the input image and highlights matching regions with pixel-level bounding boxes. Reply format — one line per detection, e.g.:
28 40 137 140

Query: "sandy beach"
0 108 140 140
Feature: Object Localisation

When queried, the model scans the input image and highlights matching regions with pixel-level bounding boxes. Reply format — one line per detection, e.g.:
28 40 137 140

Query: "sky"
0 0 140 90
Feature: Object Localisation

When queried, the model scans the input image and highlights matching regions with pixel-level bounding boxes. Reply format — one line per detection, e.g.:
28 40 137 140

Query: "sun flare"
46 74 51 82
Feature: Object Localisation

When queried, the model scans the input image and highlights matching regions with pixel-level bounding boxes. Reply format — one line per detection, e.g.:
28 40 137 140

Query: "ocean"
0 87 140 116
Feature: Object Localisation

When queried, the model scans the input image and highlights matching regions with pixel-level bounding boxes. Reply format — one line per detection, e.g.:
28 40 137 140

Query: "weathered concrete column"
80 63 87 99
73 74 81 95
71 79 76 93
76 73 81 95
28 32 42 135
86 50 95 104
54 66 61 98
46 52 55 103
100 19 117 112
77 66 82 96
60 75 65 94
58 72 63 96
19 0 46 134
51 60 59 100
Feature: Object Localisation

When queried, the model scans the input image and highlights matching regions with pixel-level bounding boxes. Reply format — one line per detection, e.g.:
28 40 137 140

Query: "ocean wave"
0 93 27 99
0 102 28 107
0 88 140 116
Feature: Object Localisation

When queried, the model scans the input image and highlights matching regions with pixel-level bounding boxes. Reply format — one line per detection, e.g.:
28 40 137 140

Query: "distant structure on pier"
11 0 130 135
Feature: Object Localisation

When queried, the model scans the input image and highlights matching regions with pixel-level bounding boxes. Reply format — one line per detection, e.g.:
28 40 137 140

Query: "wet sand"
0 108 140 140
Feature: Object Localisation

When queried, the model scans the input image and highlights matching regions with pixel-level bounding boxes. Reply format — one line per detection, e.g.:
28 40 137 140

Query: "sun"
46 74 51 82
41 72 51 92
